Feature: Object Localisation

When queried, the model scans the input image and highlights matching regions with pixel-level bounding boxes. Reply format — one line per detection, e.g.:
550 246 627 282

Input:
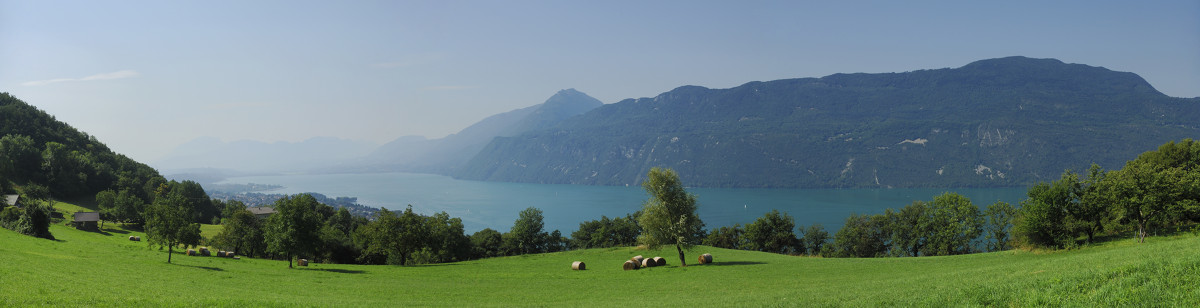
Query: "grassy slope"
3 216 1199 306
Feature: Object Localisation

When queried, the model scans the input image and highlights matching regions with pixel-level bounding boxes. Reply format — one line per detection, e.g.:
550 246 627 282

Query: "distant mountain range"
155 57 1200 189
359 88 603 173
155 89 604 180
454 57 1200 188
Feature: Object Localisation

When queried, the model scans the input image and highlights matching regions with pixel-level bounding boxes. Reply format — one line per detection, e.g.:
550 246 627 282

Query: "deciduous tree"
637 167 705 266
509 207 548 255
144 192 201 263
922 192 983 256
799 224 829 256
470 228 503 259
96 189 117 229
212 209 264 257
264 194 324 268
744 210 800 254
356 205 427 265
1015 175 1077 248
831 213 888 258
704 224 744 250
983 201 1016 252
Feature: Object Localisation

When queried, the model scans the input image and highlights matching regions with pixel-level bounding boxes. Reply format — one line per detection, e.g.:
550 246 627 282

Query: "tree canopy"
509 207 548 255
743 210 800 254
144 191 201 263
264 194 324 268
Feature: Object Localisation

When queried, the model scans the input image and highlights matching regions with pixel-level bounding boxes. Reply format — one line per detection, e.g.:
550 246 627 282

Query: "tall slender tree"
638 167 704 266
983 201 1016 252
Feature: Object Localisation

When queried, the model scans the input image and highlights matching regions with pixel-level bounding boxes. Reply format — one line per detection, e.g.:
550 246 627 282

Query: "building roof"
3 195 17 206
74 212 100 222
247 207 276 216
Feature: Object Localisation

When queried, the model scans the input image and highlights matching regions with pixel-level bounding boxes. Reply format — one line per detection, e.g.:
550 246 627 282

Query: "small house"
73 212 100 231
3 194 18 207
247 207 276 220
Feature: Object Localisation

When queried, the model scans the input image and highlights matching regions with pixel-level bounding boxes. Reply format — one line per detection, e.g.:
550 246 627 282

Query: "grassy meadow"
3 203 1199 306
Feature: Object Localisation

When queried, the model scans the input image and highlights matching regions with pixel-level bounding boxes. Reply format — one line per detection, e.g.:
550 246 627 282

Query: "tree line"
700 139 1200 258
146 167 704 267
157 138 1200 266
1014 139 1200 248
700 193 1014 258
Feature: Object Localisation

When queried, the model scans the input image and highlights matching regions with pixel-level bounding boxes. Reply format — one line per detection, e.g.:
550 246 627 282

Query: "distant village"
207 191 379 219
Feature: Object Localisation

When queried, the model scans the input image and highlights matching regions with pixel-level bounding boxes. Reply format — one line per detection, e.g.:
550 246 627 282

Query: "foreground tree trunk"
167 245 173 264
676 243 687 267
288 253 293 268
1138 221 1146 243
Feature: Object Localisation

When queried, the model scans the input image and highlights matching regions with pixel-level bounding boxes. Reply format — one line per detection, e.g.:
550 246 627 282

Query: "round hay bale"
218 250 227 257
199 247 210 256
623 260 637 271
642 258 654 268
299 259 309 266
631 255 644 264
233 256 240 260
653 256 666 266
128 236 136 241
699 253 713 264
226 251 236 258
571 261 586 270
186 249 196 256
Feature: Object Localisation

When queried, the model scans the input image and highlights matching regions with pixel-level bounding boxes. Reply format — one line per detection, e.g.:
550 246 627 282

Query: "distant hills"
360 88 603 174
152 88 604 181
454 57 1200 188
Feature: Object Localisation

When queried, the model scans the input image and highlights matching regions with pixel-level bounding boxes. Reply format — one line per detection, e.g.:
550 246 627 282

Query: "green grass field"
3 209 1199 306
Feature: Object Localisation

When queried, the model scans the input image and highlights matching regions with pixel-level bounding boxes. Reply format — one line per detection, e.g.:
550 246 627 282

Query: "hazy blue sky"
2 1 1198 163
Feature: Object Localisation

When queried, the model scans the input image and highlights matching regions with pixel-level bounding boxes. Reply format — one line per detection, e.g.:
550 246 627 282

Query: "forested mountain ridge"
0 93 162 200
456 57 1200 188
362 88 603 173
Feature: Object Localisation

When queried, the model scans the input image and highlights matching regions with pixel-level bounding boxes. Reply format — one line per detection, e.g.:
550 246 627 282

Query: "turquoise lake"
220 172 1029 234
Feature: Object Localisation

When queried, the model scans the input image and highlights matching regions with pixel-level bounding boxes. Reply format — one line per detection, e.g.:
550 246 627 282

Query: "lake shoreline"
218 172 1030 234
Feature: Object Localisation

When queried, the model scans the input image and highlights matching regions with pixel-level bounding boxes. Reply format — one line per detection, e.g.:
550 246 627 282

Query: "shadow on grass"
298 268 366 274
84 229 113 236
102 228 131 235
405 263 461 268
1063 222 1199 248
176 264 224 271
700 261 767 266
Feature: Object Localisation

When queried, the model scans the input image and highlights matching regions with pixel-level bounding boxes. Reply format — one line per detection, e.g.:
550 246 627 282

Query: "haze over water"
220 172 1029 234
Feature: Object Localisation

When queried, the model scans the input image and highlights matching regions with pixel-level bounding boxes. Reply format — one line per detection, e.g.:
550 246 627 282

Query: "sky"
2 1 1198 163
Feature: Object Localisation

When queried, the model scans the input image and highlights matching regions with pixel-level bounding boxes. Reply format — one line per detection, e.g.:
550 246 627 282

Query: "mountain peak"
538 88 603 112
546 88 598 103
